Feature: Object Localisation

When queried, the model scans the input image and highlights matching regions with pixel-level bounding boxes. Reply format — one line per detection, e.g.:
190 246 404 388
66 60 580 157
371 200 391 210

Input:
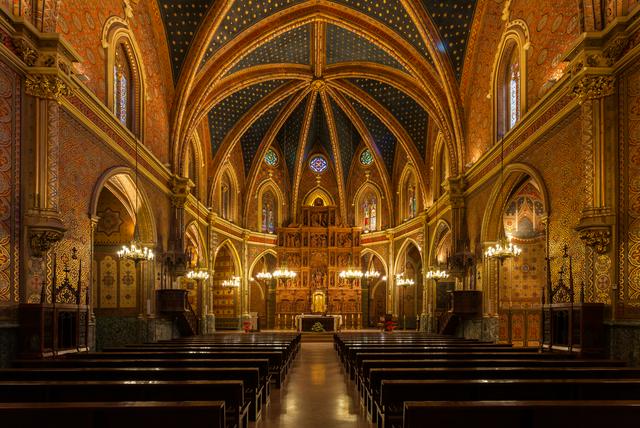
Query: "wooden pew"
0 401 226 428
14 358 272 405
0 367 263 422
357 358 625 407
403 400 640 428
0 381 244 428
378 379 640 428
69 350 288 387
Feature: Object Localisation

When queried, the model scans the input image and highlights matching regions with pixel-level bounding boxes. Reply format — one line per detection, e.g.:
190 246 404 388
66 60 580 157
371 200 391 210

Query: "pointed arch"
303 187 335 207
256 180 284 233
90 166 157 245
214 239 242 276
428 219 452 266
212 163 240 223
394 238 423 271
481 163 550 243
354 182 383 232
398 164 420 223
180 134 205 200
491 19 530 141
431 132 450 200
102 16 145 138
185 220 208 269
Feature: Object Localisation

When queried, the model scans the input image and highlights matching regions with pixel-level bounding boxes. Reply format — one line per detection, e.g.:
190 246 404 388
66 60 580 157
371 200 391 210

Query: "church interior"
1 0 640 426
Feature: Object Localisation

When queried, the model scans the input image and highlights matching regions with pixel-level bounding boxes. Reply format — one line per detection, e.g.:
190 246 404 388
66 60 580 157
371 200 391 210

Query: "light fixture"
364 269 380 279
395 273 415 287
425 267 450 280
256 271 273 280
222 276 241 288
484 237 522 261
186 268 210 281
186 191 209 280
339 268 364 280
117 139 154 264
484 136 521 262
272 268 296 279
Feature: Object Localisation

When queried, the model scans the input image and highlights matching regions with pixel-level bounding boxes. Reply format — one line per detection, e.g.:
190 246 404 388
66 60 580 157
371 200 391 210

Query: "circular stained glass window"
359 148 374 166
264 148 278 167
309 155 328 174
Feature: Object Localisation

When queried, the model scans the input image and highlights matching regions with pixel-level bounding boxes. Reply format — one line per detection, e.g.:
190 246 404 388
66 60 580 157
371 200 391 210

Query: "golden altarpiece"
274 204 362 329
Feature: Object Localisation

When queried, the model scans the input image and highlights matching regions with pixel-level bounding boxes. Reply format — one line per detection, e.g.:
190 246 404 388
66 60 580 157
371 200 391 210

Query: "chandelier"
395 273 415 287
222 276 241 287
425 267 449 280
485 237 522 261
272 268 296 279
186 268 210 281
339 268 363 280
117 241 155 264
364 269 381 279
117 137 154 264
484 136 521 263
256 271 273 280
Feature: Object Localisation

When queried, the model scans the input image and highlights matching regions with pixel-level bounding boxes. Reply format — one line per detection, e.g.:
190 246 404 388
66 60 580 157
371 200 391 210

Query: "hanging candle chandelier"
339 268 364 280
222 276 241 287
395 273 415 287
484 237 522 261
272 268 296 279
425 267 450 280
186 268 210 281
364 269 381 280
117 140 154 264
256 271 273 280
485 136 522 262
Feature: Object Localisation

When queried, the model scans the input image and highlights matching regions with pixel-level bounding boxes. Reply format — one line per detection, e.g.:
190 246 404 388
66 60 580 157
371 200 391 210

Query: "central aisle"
255 342 374 428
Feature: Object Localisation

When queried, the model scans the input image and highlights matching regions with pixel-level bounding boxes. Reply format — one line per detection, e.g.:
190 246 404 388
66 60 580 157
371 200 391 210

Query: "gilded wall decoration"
619 66 640 314
99 256 117 308
594 254 612 304
0 61 20 303
118 259 136 308
581 99 595 208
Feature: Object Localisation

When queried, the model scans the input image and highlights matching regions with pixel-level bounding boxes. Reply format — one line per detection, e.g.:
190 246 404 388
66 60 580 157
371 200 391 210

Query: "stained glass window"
264 148 278 167
359 148 374 166
309 155 328 174
508 58 520 130
114 44 132 129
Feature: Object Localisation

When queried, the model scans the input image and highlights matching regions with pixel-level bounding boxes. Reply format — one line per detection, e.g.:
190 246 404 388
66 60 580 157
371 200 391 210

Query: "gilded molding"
571 75 615 103
603 34 629 66
579 229 611 255
25 73 73 102
170 175 192 208
29 228 65 258
12 38 38 66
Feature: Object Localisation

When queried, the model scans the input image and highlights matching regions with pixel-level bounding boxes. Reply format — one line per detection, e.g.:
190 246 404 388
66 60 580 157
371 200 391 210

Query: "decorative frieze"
25 74 73 102
571 75 615 103
28 227 65 258
579 229 611 255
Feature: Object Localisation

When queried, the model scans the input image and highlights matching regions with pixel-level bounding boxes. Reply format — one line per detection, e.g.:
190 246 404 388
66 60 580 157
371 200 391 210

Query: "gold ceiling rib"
170 3 453 166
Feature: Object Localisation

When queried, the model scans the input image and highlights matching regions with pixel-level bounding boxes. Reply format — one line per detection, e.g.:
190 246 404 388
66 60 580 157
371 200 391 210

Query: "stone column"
572 74 616 309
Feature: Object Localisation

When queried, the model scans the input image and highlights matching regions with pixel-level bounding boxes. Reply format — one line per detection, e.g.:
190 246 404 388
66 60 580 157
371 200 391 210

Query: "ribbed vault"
159 0 479 219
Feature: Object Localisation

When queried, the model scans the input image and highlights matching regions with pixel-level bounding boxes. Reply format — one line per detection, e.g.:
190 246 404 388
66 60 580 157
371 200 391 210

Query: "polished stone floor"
254 342 374 428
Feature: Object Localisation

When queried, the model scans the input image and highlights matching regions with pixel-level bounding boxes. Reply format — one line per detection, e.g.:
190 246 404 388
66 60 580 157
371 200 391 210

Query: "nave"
3 330 640 427
256 341 372 428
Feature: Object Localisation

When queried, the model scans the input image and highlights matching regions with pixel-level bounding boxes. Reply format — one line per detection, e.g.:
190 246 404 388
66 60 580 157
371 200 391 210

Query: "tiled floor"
255 342 374 428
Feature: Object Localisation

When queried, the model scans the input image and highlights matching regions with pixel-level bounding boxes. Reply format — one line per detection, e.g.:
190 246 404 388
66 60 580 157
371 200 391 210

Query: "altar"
295 314 342 332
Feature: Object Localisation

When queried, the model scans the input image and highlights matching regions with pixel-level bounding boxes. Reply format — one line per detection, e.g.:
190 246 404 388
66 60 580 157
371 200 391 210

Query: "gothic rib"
319 90 348 221
210 81 309 185
291 92 318 221
242 88 313 221
325 87 394 225
329 79 429 204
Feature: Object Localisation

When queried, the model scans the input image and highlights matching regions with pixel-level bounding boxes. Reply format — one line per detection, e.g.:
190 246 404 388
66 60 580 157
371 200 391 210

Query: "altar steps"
301 332 334 343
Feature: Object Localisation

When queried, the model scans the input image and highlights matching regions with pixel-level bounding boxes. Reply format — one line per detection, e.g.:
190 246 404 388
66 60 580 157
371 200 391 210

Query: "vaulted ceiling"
158 0 478 204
